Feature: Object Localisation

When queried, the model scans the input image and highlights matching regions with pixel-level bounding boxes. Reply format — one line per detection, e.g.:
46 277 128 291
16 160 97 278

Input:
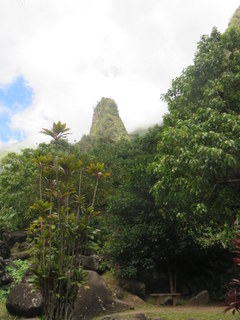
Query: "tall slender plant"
28 122 108 320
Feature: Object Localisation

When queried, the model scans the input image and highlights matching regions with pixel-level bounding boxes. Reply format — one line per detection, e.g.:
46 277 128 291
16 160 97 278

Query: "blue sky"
0 76 33 143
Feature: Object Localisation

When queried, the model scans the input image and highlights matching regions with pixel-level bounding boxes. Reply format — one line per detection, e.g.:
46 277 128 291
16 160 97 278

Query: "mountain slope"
228 6 240 28
89 97 129 142
79 97 129 151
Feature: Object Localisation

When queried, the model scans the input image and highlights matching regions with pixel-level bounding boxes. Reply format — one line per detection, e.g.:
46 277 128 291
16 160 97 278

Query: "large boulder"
77 254 100 271
101 314 147 320
123 294 145 307
2 231 27 247
0 240 10 259
10 241 29 260
1 272 13 285
72 271 129 320
118 279 146 298
6 283 43 317
0 257 6 276
0 257 13 286
187 290 209 306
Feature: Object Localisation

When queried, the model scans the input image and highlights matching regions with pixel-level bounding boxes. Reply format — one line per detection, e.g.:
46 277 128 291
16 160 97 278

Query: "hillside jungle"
1 16 240 320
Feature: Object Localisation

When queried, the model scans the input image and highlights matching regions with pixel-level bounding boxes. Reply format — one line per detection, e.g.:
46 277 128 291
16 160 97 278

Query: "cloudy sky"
0 0 239 149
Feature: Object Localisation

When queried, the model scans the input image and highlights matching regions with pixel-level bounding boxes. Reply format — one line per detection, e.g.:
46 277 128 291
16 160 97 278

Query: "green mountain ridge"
228 6 240 28
89 97 129 141
79 97 129 151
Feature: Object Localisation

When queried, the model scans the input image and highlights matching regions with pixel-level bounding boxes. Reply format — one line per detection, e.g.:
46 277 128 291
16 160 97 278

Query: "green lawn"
1 298 239 320
0 300 16 320
142 311 239 320
92 305 240 320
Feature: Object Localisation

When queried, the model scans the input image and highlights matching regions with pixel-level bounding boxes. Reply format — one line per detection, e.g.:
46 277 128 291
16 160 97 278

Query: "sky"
0 0 239 150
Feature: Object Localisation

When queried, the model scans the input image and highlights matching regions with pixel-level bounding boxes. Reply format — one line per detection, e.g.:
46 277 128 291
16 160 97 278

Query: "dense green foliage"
95 125 234 299
90 26 240 299
1 19 240 311
151 27 240 246
0 149 38 233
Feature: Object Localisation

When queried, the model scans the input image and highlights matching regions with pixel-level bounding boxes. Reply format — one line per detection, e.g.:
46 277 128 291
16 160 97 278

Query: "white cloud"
0 0 239 148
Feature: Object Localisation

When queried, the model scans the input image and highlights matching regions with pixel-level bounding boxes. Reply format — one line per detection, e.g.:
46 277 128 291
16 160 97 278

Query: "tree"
0 149 38 233
101 126 214 295
0 127 85 233
150 27 240 245
140 26 240 298
40 121 70 145
100 127 165 275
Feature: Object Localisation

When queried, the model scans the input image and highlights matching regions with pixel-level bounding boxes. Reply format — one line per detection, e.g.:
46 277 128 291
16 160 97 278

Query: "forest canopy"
1 25 240 303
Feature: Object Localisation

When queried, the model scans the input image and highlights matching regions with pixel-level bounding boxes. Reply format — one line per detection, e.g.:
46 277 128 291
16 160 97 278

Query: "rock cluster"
0 231 41 318
101 313 164 320
187 290 209 305
0 231 27 288
0 231 138 319
72 271 129 320
6 283 43 317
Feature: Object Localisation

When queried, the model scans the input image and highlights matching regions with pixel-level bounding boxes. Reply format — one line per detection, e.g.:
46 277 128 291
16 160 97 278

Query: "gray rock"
0 240 10 259
1 273 13 285
109 285 124 299
11 251 30 261
0 257 13 286
119 279 146 298
123 294 145 307
10 241 29 261
72 270 129 320
188 290 209 306
77 254 100 271
0 256 6 266
101 317 125 320
2 231 27 247
131 313 147 320
6 283 43 317
164 296 173 305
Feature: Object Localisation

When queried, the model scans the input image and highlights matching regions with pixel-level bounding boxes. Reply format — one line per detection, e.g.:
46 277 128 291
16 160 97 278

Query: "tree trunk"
167 263 177 294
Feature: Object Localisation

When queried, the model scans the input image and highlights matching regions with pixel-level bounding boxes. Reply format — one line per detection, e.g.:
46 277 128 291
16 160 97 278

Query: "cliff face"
89 97 129 142
79 97 129 151
228 6 240 28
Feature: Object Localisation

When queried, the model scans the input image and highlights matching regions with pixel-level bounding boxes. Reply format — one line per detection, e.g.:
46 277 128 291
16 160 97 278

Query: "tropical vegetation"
1 10 240 319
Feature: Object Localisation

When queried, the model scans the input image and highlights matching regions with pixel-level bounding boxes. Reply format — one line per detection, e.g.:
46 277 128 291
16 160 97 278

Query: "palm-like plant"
28 122 109 320
40 121 70 145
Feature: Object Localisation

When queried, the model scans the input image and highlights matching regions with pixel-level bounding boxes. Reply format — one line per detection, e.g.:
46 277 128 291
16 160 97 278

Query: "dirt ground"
145 305 225 313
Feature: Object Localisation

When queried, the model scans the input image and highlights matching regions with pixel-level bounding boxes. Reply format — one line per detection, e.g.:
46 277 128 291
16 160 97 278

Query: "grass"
143 310 239 320
0 300 16 319
1 296 239 320
92 304 240 320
